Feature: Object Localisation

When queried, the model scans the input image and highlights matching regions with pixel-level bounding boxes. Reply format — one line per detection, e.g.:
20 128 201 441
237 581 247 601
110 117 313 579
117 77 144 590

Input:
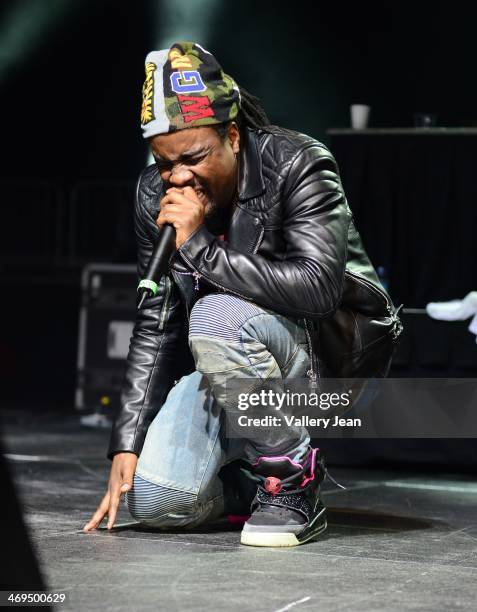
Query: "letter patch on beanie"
141 62 156 124
170 71 206 94
169 48 193 70
177 95 215 123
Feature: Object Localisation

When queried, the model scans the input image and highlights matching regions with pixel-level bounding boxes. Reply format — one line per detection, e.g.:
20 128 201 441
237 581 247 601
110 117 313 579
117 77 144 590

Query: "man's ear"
228 122 240 154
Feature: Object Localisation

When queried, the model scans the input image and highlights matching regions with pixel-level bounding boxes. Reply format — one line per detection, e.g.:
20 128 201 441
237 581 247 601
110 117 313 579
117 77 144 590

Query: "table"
327 128 477 307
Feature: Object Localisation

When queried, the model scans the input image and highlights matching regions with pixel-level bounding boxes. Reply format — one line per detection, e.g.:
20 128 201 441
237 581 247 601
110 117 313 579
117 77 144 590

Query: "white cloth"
426 291 477 343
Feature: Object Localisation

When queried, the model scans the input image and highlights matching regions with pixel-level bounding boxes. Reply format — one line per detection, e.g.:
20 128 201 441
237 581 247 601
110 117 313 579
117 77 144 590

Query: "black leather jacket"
107 125 403 459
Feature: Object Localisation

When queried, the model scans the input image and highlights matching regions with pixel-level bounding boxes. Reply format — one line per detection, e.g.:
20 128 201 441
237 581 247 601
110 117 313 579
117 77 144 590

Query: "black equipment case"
75 263 137 415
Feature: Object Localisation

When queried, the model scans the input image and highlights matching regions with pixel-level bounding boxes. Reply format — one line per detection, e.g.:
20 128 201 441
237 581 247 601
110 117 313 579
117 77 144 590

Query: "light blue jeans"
125 294 312 528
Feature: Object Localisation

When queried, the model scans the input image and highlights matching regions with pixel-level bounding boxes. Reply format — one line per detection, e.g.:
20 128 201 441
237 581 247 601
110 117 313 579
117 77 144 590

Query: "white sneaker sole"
240 520 327 548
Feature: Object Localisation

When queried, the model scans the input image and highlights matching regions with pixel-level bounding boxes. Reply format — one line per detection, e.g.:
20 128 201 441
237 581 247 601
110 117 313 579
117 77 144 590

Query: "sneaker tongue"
253 457 302 479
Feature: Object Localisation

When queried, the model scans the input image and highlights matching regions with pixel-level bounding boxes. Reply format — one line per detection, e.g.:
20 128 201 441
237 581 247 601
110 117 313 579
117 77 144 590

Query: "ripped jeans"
124 293 312 528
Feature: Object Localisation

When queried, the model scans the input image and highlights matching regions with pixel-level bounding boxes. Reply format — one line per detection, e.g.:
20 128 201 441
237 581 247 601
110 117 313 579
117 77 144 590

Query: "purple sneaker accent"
252 455 304 470
300 448 318 487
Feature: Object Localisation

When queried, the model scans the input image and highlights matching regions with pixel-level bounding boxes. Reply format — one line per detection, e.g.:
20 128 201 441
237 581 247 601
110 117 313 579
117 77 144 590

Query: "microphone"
136 223 176 309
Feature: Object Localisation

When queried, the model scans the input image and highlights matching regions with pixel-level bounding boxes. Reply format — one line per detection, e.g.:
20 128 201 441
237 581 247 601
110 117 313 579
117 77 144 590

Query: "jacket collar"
237 127 266 201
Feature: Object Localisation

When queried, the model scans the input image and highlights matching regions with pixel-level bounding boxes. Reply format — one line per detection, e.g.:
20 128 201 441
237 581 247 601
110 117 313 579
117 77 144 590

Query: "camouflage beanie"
140 42 241 139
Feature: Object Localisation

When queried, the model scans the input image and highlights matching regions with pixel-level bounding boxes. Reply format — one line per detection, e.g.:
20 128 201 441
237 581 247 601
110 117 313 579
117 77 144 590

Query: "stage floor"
2 412 477 612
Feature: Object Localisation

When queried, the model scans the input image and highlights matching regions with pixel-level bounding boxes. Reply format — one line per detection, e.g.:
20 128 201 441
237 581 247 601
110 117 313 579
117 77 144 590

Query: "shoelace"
240 458 346 493
240 465 305 491
324 467 346 490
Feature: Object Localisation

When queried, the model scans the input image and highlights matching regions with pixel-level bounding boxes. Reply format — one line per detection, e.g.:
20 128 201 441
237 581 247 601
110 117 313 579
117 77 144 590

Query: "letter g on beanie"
140 41 240 139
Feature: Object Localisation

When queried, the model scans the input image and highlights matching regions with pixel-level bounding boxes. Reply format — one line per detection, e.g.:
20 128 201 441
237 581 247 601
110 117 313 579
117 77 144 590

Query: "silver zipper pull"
307 369 318 390
192 271 201 291
390 303 404 339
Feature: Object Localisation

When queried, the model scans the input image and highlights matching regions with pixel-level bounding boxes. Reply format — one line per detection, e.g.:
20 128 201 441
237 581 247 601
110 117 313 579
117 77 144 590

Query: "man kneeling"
83 41 401 547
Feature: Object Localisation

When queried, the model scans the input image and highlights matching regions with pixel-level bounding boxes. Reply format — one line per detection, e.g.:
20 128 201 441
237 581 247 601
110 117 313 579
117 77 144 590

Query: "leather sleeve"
178 145 351 319
106 170 183 460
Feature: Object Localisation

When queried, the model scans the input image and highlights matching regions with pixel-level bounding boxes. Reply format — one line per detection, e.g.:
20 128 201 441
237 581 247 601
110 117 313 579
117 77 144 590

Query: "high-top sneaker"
240 447 327 547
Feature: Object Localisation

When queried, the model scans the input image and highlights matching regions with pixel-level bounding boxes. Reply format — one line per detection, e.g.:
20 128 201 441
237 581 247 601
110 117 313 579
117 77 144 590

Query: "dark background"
2 0 477 181
1 0 476 411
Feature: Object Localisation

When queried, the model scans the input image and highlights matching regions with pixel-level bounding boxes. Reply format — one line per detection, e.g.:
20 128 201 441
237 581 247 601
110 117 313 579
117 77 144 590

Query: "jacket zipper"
178 250 252 302
174 269 201 291
345 270 403 339
178 220 266 302
252 225 265 254
192 270 201 290
303 318 320 389
345 270 390 309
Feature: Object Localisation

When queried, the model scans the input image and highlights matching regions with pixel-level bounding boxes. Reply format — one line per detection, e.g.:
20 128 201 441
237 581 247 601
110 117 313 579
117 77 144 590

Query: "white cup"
350 104 371 129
